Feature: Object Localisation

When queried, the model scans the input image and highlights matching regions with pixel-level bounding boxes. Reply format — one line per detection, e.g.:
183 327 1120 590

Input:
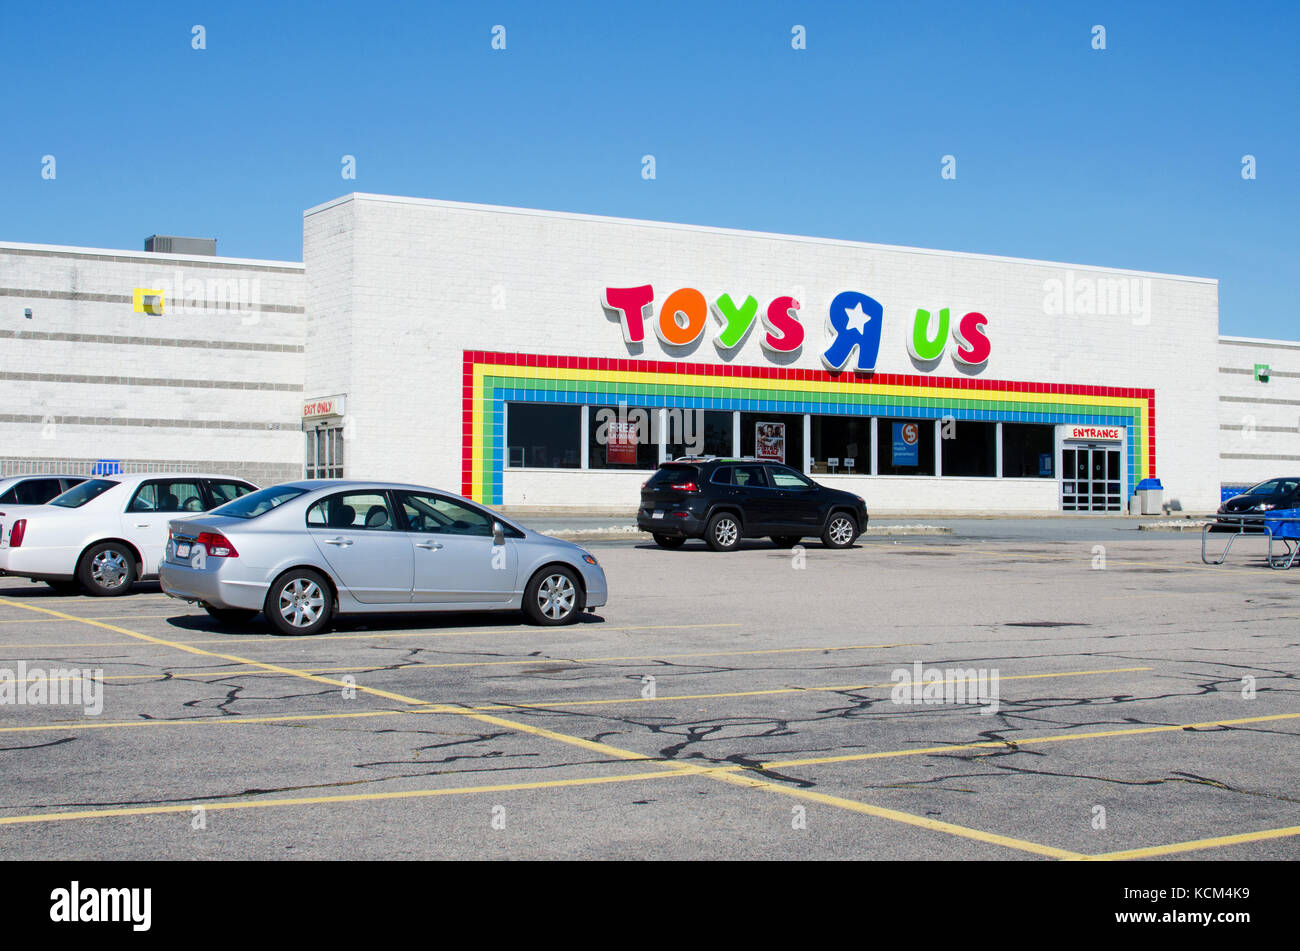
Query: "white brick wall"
1 241 305 484
1217 337 1300 486
304 194 1224 512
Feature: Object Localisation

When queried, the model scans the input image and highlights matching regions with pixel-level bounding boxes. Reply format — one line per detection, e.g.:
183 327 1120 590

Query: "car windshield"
50 479 118 508
212 485 308 519
1247 479 1299 496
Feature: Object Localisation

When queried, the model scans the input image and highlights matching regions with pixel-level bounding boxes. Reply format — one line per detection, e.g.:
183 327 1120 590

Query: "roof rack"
669 455 758 463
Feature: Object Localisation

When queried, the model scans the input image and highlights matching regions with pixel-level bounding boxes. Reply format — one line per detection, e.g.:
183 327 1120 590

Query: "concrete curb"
542 524 953 539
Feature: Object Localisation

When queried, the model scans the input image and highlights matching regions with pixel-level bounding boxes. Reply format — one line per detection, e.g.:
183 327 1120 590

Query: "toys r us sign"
602 284 990 372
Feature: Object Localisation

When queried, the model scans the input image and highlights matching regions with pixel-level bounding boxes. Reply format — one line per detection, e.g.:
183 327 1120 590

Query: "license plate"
652 510 664 519
175 543 191 558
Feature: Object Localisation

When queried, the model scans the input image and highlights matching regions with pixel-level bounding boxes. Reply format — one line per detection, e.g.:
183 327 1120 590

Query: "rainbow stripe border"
462 351 1156 505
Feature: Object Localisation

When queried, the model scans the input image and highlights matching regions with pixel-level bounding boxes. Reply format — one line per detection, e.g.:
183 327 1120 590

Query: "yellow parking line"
761 712 1300 770
17 641 916 682
0 710 412 733
703 768 1084 859
0 615 177 625
886 543 1234 573
0 768 694 826
23 662 1142 693
0 597 1068 857
0 622 744 650
1083 824 1300 861
463 667 1153 711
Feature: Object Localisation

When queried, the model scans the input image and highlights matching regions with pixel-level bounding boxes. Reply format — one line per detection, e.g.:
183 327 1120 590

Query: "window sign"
755 422 786 463
606 420 639 465
892 422 920 466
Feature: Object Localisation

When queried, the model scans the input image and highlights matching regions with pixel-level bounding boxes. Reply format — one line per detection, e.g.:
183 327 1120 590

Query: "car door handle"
415 541 443 550
134 523 152 528
323 537 353 547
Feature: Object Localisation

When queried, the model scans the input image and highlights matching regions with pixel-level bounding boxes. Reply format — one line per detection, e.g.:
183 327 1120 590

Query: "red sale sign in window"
607 421 639 464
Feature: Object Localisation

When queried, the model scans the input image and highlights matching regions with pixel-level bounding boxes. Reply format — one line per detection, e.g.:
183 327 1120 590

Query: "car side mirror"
492 521 505 546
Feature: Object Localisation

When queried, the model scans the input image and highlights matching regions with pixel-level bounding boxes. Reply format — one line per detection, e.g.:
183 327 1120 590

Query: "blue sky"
2 1 1295 338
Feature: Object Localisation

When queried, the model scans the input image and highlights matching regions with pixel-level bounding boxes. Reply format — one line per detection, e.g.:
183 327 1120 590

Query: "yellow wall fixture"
133 288 165 315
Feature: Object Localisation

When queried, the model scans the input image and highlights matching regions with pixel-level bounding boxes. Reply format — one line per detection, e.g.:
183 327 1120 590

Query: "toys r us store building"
6 193 1296 514
303 194 1224 514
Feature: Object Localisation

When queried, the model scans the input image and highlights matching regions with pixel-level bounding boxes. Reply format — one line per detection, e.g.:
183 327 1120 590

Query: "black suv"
637 457 868 551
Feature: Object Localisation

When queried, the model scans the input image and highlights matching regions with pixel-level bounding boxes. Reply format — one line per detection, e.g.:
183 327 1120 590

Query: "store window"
506 403 581 469
941 421 998 478
305 426 344 479
1002 424 1056 478
589 404 659 469
740 412 804 470
877 418 936 476
810 415 870 474
666 409 733 459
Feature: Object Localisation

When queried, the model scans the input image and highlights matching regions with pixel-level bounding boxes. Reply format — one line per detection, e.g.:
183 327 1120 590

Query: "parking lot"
1 525 1297 860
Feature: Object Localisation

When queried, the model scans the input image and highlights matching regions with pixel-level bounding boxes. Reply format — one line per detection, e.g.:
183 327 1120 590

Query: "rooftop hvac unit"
144 235 217 256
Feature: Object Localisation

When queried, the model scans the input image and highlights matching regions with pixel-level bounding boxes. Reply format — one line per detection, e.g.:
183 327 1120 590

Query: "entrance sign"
1066 425 1121 441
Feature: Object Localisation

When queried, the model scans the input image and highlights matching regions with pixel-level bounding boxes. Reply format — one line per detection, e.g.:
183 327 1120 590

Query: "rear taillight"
9 519 25 548
670 481 699 493
197 532 238 557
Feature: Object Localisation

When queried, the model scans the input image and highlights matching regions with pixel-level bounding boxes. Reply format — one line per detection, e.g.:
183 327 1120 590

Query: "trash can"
1129 493 1141 515
1136 478 1163 515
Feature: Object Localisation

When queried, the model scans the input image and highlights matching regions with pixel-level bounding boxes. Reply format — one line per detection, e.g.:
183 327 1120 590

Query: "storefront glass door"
1061 443 1123 512
305 426 344 479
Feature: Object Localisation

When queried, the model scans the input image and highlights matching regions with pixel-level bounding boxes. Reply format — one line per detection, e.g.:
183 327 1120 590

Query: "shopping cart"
1202 511 1300 567
1264 509 1300 570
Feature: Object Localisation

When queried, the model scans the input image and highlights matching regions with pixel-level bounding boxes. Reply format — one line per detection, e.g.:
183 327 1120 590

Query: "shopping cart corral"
1202 510 1300 569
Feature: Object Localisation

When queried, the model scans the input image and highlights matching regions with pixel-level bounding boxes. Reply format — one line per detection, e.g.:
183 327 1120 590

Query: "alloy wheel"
536 573 576 621
278 578 325 628
714 518 739 547
91 549 129 589
828 516 855 546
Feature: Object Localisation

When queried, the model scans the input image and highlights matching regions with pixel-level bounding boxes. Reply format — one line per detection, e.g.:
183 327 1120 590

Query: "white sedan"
0 473 258 595
0 474 88 506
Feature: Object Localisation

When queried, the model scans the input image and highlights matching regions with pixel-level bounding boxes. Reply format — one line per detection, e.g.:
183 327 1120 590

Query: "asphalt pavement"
0 524 1295 860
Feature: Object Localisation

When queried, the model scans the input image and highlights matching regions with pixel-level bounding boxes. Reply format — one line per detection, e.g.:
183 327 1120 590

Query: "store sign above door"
1066 425 1122 440
302 395 346 419
601 285 990 372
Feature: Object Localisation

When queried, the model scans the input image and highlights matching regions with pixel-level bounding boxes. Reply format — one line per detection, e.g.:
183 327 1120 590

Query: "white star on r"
844 303 872 334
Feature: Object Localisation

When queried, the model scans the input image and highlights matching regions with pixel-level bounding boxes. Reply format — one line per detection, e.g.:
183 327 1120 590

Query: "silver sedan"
158 480 607 634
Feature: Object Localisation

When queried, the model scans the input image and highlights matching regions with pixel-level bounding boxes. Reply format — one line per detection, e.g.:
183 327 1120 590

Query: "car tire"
653 534 686 549
523 565 584 625
203 605 258 626
77 542 137 596
821 512 858 549
705 512 742 552
771 536 801 548
264 569 333 636
44 580 82 596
